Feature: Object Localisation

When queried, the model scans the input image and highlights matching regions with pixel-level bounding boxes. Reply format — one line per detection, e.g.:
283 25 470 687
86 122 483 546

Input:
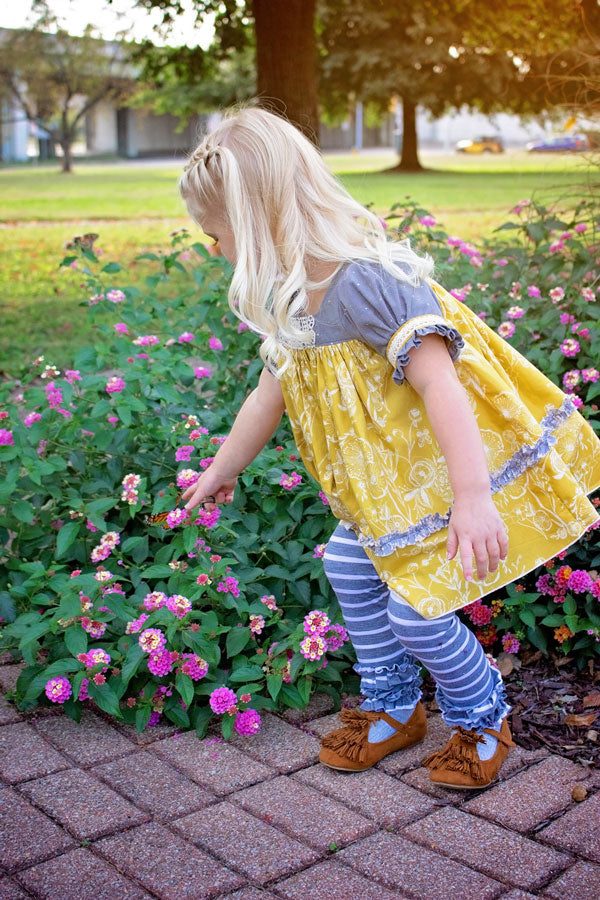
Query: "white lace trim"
277 314 316 349
386 315 449 366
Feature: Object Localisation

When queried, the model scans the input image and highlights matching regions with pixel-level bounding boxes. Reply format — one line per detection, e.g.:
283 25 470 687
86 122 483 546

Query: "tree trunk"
252 0 320 145
60 140 73 173
398 97 423 171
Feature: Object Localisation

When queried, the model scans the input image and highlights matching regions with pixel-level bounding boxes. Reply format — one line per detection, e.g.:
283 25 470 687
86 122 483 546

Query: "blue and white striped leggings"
323 522 510 732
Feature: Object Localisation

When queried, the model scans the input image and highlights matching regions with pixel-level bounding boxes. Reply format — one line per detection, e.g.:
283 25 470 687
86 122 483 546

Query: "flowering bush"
2 196 600 740
0 234 355 737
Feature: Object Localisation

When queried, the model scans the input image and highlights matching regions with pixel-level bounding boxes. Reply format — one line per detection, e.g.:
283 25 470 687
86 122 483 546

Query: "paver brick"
16 847 154 899
35 708 137 765
19 768 149 841
497 892 538 900
0 786 75 874
463 756 592 832
173 800 320 883
224 891 279 900
0 694 22 725
293 764 438 827
273 859 409 900
400 741 549 801
401 806 572 891
231 774 378 852
305 711 343 738
228 713 320 773
0 722 70 784
377 714 453 775
95 821 244 899
0 663 26 693
541 859 600 899
400 765 466 801
92 749 217 821
278 691 335 724
537 790 600 862
0 877 30 899
148 730 276 794
115 717 180 746
338 831 504 900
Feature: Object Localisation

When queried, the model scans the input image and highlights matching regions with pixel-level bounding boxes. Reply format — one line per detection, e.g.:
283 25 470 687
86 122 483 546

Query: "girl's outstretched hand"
447 494 508 582
182 468 237 513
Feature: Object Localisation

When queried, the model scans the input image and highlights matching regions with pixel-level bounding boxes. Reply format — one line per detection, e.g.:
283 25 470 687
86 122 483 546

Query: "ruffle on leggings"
353 657 423 712
435 664 511 732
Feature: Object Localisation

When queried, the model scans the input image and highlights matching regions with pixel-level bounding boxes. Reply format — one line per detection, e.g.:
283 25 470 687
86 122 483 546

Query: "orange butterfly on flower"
144 491 183 529
143 490 216 529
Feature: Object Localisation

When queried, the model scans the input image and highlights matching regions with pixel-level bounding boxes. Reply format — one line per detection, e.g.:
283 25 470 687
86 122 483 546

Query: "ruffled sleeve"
338 261 465 386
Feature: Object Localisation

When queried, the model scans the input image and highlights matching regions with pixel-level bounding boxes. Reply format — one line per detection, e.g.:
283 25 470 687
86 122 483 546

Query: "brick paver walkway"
1 660 599 900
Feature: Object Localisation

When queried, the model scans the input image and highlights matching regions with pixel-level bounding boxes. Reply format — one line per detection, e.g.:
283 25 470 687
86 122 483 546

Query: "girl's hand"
447 494 508 582
182 468 237 513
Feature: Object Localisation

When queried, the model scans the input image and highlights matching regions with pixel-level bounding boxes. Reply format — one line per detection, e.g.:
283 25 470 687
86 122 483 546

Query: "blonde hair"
179 104 434 376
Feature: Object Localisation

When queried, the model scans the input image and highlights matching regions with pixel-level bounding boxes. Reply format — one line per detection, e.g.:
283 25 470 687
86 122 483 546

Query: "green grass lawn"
1 149 597 378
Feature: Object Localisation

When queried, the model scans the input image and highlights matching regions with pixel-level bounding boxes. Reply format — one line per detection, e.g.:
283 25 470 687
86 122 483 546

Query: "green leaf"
563 596 577 615
541 614 566 627
101 261 123 273
142 565 175 579
519 608 538 628
64 625 88 658
228 664 264 682
115 404 131 427
176 671 195 708
86 680 123 719
225 626 251 657
164 702 190 728
297 676 311 705
18 620 51 651
135 706 152 733
565 615 580 633
87 498 119 516
13 500 35 524
526 625 548 653
190 704 213 737
221 713 235 740
121 643 145 683
183 526 199 554
267 673 283 701
56 521 80 558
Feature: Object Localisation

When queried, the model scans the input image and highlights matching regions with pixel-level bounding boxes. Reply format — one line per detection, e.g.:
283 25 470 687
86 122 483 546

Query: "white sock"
362 702 418 743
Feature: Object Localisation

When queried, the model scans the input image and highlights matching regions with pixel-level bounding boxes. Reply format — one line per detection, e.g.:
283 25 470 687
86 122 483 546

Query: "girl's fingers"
459 538 474 582
486 536 501 573
498 528 509 559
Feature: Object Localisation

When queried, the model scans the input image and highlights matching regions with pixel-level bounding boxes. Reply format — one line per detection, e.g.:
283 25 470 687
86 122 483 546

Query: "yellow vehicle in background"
455 136 504 154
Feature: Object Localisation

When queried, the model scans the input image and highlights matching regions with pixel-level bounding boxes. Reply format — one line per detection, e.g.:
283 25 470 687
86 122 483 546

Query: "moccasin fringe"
320 708 381 764
422 725 486 783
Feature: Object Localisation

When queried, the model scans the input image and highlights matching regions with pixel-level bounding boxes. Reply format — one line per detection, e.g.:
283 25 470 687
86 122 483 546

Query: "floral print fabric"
278 275 600 619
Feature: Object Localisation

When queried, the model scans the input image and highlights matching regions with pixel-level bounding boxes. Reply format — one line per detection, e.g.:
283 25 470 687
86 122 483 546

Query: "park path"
1 656 599 900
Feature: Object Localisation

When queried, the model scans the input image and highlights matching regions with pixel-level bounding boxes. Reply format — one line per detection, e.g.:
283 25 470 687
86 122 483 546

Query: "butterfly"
64 233 100 251
144 491 183 529
143 492 217 529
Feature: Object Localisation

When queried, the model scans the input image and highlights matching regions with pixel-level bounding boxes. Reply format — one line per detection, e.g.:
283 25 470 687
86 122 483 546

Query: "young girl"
179 106 600 790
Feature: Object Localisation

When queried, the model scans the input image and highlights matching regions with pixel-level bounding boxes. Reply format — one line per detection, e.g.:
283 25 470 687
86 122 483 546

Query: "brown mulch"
419 649 600 770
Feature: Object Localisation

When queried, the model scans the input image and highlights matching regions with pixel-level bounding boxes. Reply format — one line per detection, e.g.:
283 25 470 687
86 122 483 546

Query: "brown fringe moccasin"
422 716 516 790
318 701 427 771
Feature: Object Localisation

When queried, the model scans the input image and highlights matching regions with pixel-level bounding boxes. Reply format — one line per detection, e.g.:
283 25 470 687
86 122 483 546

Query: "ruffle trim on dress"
392 322 466 386
353 658 423 711
435 664 512 732
357 395 578 556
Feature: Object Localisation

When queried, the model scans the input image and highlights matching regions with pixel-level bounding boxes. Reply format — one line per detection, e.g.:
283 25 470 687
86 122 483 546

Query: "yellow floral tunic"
275 260 600 620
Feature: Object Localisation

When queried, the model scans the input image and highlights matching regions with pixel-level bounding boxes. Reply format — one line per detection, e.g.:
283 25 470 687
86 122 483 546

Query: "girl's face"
201 213 237 264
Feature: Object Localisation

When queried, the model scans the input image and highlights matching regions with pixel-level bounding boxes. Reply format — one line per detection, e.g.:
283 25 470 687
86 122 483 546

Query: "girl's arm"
182 367 286 512
403 333 509 582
